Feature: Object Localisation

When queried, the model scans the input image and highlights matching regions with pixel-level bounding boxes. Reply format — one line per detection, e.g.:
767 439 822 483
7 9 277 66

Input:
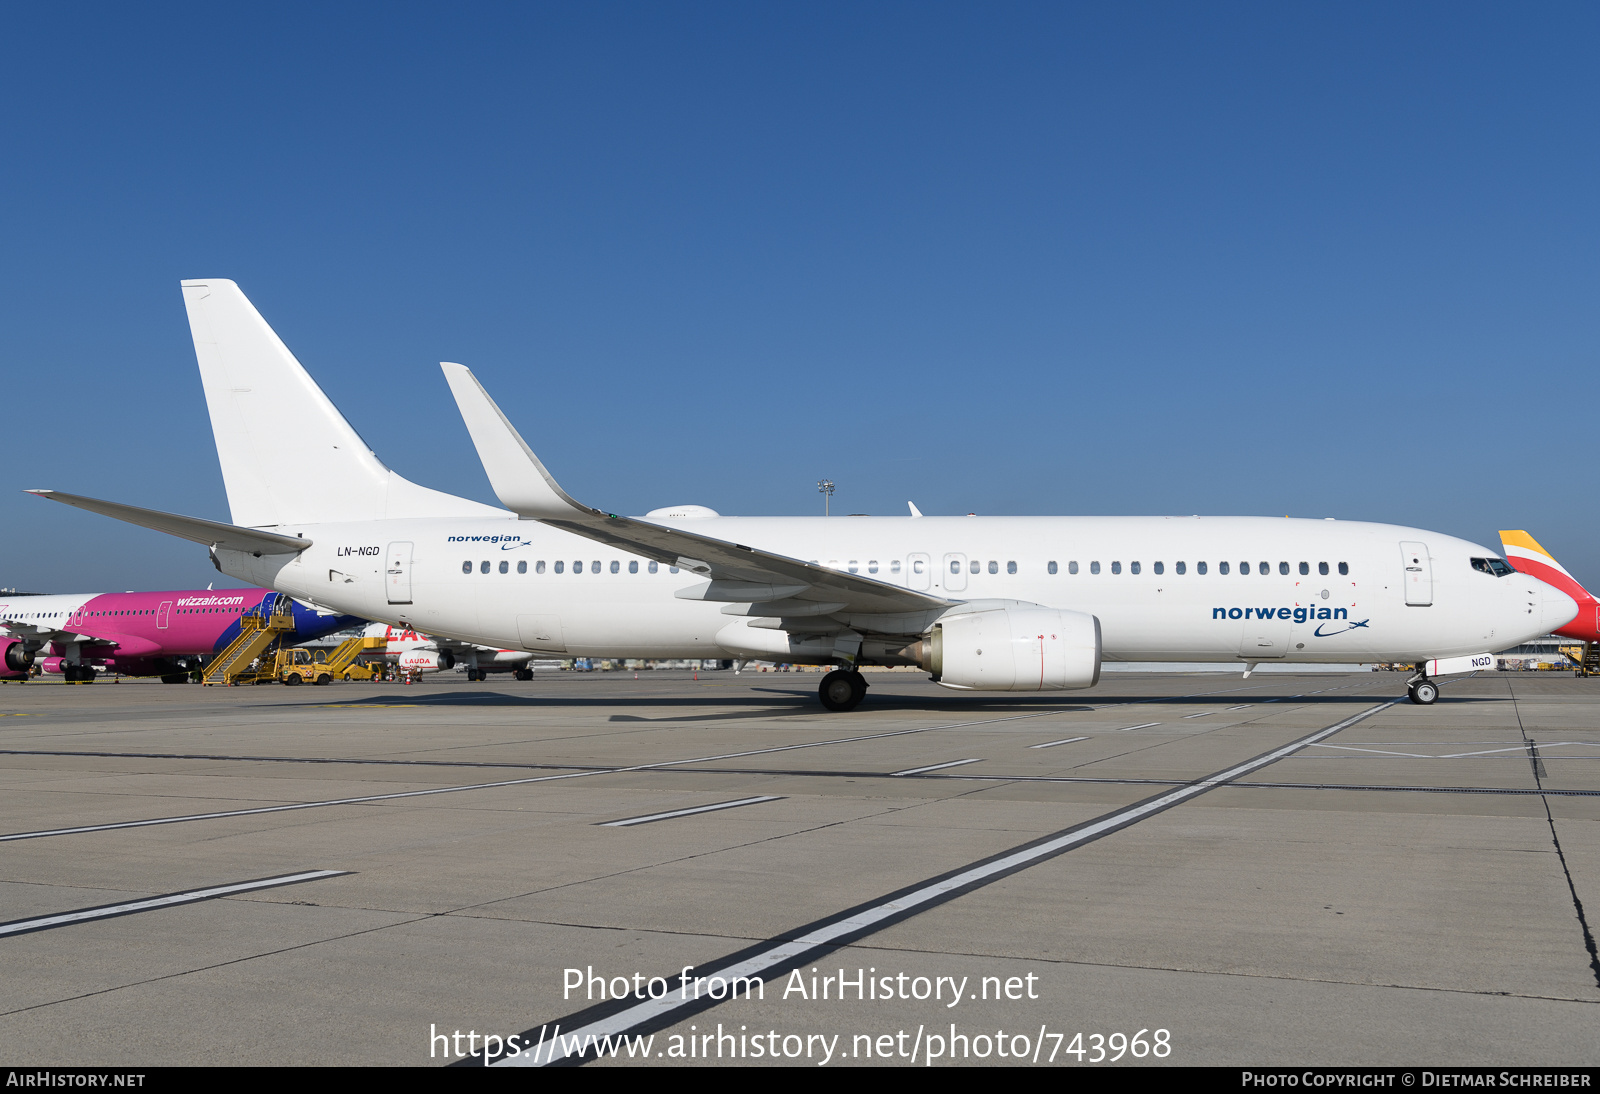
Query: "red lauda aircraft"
372 622 535 681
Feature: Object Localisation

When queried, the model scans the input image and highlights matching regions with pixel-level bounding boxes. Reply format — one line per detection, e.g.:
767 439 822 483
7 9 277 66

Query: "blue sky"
3 3 1598 591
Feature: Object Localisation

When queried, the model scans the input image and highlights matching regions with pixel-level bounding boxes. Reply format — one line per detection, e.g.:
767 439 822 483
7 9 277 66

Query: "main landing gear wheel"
515 669 533 681
818 669 868 712
1408 679 1439 705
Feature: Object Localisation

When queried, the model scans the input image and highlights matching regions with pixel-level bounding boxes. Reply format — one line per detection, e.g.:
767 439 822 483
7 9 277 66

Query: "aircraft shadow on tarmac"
277 683 1421 719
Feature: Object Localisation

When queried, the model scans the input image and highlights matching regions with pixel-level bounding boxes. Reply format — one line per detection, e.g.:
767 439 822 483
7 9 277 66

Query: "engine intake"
2 638 35 677
397 649 454 673
924 608 1101 691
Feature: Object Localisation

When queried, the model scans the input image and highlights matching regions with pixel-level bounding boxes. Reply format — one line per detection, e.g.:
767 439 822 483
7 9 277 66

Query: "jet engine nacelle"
2 638 35 678
397 648 455 673
926 608 1101 691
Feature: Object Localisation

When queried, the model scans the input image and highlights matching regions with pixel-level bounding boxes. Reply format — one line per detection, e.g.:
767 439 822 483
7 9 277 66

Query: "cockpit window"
1470 557 1515 577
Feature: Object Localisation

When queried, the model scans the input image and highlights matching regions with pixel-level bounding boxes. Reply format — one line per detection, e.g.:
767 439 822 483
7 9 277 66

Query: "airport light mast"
817 479 834 517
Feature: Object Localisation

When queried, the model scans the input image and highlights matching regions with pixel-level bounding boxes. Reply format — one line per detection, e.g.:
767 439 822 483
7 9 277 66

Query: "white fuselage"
214 513 1574 666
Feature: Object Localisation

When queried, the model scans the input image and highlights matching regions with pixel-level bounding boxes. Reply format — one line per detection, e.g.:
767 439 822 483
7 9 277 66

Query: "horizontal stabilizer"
26 490 311 555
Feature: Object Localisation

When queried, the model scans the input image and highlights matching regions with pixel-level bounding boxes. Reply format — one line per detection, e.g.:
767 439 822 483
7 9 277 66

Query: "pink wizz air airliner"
0 588 359 682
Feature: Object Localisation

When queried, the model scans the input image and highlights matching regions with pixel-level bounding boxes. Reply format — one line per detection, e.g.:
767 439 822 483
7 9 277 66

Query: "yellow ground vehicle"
340 660 379 681
272 635 374 685
203 598 297 685
276 647 334 685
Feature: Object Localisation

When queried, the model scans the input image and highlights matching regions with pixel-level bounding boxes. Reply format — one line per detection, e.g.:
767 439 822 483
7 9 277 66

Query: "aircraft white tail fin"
181 280 499 528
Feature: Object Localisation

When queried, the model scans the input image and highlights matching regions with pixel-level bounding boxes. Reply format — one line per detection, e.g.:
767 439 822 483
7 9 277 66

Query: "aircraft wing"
440 363 951 618
438 638 513 656
26 491 312 555
0 620 67 643
0 618 100 651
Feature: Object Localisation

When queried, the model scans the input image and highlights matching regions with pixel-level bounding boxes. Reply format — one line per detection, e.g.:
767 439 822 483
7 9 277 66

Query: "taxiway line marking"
481 700 1397 1067
0 709 1073 843
1309 742 1600 759
0 870 348 938
892 758 984 776
598 796 783 828
1029 737 1091 749
1116 722 1162 732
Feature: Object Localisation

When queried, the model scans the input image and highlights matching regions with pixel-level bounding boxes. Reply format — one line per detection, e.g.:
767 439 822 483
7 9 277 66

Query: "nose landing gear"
1407 673 1439 705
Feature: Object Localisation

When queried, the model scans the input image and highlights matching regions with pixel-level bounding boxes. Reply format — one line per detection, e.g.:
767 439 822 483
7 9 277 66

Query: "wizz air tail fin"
1499 531 1597 605
181 280 499 528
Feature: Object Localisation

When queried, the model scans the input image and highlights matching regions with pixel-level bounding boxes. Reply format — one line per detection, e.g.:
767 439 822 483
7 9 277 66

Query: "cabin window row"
55 608 237 617
946 560 1020 575
1047 560 1350 576
462 559 681 575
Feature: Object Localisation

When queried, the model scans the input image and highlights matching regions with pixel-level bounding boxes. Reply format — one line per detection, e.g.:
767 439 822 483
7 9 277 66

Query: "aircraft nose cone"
1541 584 1579 634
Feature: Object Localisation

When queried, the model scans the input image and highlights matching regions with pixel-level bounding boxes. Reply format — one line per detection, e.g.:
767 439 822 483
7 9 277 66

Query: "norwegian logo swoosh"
1314 619 1370 637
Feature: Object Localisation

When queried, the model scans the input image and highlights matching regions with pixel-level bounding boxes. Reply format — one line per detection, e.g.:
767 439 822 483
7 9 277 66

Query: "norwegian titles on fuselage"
446 534 528 548
1214 607 1347 623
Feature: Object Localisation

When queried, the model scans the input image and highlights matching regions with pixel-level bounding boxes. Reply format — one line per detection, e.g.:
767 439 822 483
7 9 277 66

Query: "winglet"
908 501 923 518
439 363 594 520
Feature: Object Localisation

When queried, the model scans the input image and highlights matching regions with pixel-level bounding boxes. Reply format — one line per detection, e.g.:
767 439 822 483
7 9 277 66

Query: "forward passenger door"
1401 542 1432 606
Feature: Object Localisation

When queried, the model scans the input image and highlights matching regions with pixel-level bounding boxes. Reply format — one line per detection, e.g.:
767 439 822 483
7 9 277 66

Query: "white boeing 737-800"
30 280 1577 710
